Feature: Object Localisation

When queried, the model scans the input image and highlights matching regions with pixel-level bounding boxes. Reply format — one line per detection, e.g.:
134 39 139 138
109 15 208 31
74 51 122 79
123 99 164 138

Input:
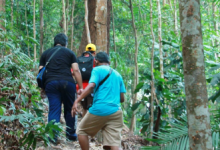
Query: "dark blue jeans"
45 80 77 141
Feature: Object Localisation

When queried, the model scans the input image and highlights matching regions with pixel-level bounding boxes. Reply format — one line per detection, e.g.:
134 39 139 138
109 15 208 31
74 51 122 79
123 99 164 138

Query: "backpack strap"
45 47 61 66
94 68 113 93
82 51 93 57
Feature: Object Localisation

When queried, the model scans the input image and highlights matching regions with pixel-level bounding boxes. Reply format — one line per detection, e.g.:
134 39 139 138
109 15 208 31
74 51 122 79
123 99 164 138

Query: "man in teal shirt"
71 52 126 150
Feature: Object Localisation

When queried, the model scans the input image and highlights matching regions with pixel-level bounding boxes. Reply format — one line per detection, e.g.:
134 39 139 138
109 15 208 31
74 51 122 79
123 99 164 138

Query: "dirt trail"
35 104 148 150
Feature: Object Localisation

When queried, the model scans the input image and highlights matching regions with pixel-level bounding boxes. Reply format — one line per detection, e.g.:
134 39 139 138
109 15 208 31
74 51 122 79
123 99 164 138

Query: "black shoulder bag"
36 47 61 88
94 68 113 93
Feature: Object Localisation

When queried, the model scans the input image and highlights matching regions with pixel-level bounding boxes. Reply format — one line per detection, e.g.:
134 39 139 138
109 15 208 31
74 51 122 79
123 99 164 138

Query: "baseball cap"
95 52 110 63
86 43 96 51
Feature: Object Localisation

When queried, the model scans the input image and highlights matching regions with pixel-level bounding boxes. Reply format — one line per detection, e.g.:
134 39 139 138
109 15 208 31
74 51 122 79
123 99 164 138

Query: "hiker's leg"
102 111 123 149
61 80 77 141
110 146 120 150
78 134 89 150
45 80 62 142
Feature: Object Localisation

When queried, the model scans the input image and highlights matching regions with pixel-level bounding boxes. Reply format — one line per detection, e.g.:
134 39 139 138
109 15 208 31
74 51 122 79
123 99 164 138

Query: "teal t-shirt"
88 65 126 116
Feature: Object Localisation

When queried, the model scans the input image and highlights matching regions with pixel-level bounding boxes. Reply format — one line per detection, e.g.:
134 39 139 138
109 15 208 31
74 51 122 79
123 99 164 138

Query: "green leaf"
131 102 141 111
134 82 144 93
0 106 6 115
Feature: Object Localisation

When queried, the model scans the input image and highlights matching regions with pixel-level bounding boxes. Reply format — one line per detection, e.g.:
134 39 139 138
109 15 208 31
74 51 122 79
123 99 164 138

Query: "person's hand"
71 101 79 117
77 89 83 95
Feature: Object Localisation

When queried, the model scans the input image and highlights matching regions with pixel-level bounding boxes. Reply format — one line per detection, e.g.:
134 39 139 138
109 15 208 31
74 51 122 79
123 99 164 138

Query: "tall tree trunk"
174 0 178 35
40 0 44 56
94 0 108 52
25 2 30 57
85 0 91 44
111 0 117 68
62 0 66 34
0 0 5 58
70 0 75 52
0 0 5 31
129 0 139 133
66 0 69 35
150 0 155 142
33 0 36 61
212 2 218 46
207 3 214 46
78 0 111 55
157 0 163 78
163 0 166 6
16 0 19 30
179 0 212 149
11 0 13 27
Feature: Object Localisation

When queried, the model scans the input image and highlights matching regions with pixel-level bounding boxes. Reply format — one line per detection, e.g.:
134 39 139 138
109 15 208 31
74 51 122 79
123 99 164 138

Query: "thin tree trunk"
163 0 166 6
25 2 30 57
85 0 91 44
0 0 5 58
111 0 117 68
207 3 214 46
179 0 212 149
0 0 5 31
62 0 66 34
40 0 44 56
66 0 69 35
70 0 75 52
33 0 36 61
16 0 19 30
157 0 163 78
212 2 218 46
174 0 178 35
11 0 13 27
150 0 155 142
129 0 139 133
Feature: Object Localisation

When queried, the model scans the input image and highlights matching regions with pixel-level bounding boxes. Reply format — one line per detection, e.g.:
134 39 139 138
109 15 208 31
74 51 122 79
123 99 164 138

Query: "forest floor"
35 103 149 150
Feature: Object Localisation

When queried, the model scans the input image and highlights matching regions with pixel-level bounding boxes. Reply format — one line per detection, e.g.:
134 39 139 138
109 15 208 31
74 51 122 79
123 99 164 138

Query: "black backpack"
77 52 94 80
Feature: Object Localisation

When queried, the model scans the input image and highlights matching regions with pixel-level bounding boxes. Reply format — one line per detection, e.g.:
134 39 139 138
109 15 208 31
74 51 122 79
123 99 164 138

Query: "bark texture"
179 0 212 149
70 0 75 52
174 0 178 35
150 0 155 142
111 0 117 68
157 0 163 78
78 0 111 55
11 0 13 27
129 0 139 133
85 0 91 44
25 2 30 57
62 0 66 34
40 0 44 56
33 0 36 61
0 0 5 31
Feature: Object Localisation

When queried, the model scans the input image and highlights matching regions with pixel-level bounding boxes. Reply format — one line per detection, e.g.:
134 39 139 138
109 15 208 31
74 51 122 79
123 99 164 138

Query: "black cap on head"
95 52 110 63
54 33 68 47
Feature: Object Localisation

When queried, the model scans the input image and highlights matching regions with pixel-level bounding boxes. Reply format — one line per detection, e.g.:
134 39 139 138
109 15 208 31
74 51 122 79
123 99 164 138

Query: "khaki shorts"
77 110 123 147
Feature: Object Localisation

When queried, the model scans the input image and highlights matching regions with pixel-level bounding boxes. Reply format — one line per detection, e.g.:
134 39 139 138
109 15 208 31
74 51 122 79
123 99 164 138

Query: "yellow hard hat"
86 43 96 51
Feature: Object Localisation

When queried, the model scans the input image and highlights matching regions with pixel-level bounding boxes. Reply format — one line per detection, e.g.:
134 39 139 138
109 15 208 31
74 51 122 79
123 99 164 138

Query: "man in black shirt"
39 33 83 143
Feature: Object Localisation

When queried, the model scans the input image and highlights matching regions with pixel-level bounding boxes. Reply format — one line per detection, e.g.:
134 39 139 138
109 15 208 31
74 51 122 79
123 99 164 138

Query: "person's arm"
120 93 125 103
71 63 83 90
71 83 95 117
38 66 44 72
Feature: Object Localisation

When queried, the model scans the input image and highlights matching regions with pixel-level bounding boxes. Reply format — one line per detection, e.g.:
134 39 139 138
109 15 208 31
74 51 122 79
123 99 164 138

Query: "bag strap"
82 51 93 57
95 68 113 93
45 47 61 66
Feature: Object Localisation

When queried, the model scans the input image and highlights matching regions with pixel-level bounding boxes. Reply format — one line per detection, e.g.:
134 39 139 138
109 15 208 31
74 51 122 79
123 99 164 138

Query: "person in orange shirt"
75 44 96 116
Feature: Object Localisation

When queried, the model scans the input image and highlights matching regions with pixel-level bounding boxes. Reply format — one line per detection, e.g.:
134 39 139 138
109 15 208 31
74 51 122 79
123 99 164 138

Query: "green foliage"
141 114 220 150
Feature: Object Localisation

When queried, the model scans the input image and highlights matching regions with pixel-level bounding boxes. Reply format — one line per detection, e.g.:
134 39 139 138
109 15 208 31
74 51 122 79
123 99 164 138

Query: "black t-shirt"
39 45 77 86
